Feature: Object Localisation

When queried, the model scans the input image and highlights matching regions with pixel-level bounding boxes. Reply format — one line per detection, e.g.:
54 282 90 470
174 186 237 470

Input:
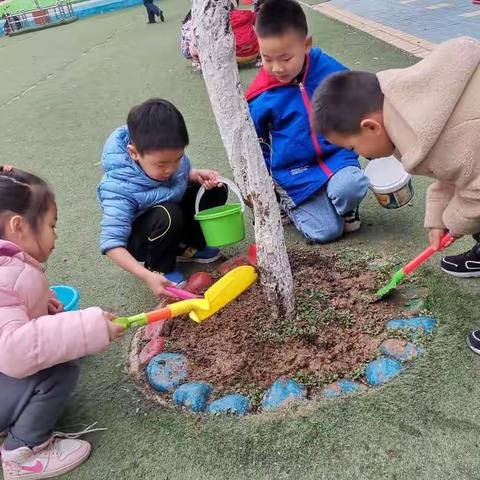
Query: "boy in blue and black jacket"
97 99 227 296
246 0 368 243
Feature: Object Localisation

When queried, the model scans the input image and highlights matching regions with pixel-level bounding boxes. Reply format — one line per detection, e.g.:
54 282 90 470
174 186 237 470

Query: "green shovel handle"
114 313 148 330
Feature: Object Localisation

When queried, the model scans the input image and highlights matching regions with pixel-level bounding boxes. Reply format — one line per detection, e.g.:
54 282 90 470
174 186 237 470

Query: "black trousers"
128 183 227 273
143 0 160 22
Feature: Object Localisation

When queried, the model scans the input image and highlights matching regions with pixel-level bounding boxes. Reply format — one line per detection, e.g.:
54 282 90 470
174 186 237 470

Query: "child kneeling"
98 98 227 296
246 0 369 243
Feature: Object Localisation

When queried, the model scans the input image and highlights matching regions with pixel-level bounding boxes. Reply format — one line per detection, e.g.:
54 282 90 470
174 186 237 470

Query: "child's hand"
428 228 447 249
143 270 176 297
428 228 461 249
48 297 64 314
104 312 126 341
190 169 223 190
428 228 459 249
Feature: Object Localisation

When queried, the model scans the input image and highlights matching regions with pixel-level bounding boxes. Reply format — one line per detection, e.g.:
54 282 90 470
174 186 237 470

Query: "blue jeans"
285 166 369 244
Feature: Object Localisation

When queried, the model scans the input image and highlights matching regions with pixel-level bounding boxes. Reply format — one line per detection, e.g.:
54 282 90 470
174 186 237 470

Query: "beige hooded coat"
377 36 480 235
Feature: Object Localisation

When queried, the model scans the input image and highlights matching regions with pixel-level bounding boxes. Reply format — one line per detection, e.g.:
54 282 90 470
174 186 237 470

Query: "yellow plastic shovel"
114 265 258 329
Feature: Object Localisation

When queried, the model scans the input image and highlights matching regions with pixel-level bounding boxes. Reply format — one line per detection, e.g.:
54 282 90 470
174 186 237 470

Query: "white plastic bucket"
364 156 414 210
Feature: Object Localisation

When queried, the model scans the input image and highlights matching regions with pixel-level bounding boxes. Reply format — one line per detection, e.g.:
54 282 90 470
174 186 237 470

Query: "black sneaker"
467 329 480 355
159 10 165 22
343 207 361 233
441 243 480 277
280 210 292 226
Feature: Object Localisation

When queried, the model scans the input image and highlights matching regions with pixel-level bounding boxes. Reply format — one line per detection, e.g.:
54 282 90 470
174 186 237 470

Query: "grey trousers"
0 361 79 450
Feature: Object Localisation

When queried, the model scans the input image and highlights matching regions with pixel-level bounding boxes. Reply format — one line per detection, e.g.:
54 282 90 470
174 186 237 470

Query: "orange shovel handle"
146 307 173 324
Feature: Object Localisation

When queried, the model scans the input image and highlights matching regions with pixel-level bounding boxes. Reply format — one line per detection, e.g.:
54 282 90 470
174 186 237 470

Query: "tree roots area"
132 247 416 410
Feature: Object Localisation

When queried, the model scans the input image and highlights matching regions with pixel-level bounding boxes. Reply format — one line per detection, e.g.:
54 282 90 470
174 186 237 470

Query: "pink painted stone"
143 321 167 341
216 255 250 275
185 272 214 294
139 337 165 365
379 339 423 361
381 339 408 355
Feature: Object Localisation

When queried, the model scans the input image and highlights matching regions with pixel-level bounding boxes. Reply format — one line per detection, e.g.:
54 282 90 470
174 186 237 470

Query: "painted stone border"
129 313 436 416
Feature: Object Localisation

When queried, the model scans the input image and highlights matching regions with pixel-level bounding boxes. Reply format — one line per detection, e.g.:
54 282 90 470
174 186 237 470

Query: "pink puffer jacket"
0 240 110 379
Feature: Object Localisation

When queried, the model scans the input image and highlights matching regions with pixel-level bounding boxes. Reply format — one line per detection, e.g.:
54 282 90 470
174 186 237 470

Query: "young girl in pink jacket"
0 166 125 480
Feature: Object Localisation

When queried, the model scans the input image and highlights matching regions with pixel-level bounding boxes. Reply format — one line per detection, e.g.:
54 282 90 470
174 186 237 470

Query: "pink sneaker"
2 436 91 479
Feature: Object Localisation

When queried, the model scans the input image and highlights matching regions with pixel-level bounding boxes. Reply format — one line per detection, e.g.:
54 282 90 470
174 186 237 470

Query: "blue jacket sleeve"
98 182 138 254
248 95 273 169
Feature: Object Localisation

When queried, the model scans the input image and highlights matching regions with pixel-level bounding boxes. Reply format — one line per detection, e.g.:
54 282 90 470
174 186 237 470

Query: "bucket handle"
195 177 245 215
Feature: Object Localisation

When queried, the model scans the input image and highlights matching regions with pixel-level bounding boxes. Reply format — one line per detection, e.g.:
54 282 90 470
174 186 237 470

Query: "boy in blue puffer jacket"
246 0 369 243
97 98 227 296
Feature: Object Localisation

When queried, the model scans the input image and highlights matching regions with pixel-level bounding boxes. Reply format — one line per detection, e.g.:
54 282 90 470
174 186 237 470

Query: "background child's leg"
143 1 160 22
180 183 228 249
0 361 79 450
128 204 185 273
145 4 156 23
326 166 369 216
286 188 344 244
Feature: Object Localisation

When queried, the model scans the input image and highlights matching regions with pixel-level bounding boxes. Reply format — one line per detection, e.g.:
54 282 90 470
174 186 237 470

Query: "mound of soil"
162 248 405 396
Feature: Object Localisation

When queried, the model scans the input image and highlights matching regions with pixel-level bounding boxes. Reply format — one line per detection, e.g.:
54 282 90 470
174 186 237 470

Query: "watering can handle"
195 177 245 215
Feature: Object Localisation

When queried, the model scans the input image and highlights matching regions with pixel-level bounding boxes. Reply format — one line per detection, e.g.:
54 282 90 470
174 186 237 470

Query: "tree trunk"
192 0 295 319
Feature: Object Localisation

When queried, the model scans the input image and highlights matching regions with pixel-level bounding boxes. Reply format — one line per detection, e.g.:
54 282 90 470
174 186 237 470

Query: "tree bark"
192 0 295 319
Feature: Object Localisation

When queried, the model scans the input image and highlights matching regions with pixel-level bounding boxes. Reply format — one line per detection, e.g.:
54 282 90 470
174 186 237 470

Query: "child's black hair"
255 0 308 39
312 71 384 135
127 98 190 155
0 166 55 237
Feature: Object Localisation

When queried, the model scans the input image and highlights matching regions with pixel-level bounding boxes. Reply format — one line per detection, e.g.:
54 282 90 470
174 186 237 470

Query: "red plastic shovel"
376 232 455 299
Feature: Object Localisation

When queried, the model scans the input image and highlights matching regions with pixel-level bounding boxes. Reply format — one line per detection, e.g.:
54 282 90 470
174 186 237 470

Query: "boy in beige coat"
311 36 480 353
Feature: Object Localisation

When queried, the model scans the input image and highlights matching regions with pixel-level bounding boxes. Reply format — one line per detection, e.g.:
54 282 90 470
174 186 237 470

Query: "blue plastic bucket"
50 285 80 312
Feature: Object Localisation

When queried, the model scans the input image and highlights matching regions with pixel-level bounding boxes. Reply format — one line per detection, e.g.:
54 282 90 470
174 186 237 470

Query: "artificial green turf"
2 2 480 479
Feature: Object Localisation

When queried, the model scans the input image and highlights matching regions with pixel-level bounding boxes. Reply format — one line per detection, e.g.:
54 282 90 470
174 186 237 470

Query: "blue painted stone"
365 357 403 386
208 394 251 416
387 316 436 335
379 339 424 361
262 379 306 410
173 383 212 413
322 379 363 399
146 353 188 393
